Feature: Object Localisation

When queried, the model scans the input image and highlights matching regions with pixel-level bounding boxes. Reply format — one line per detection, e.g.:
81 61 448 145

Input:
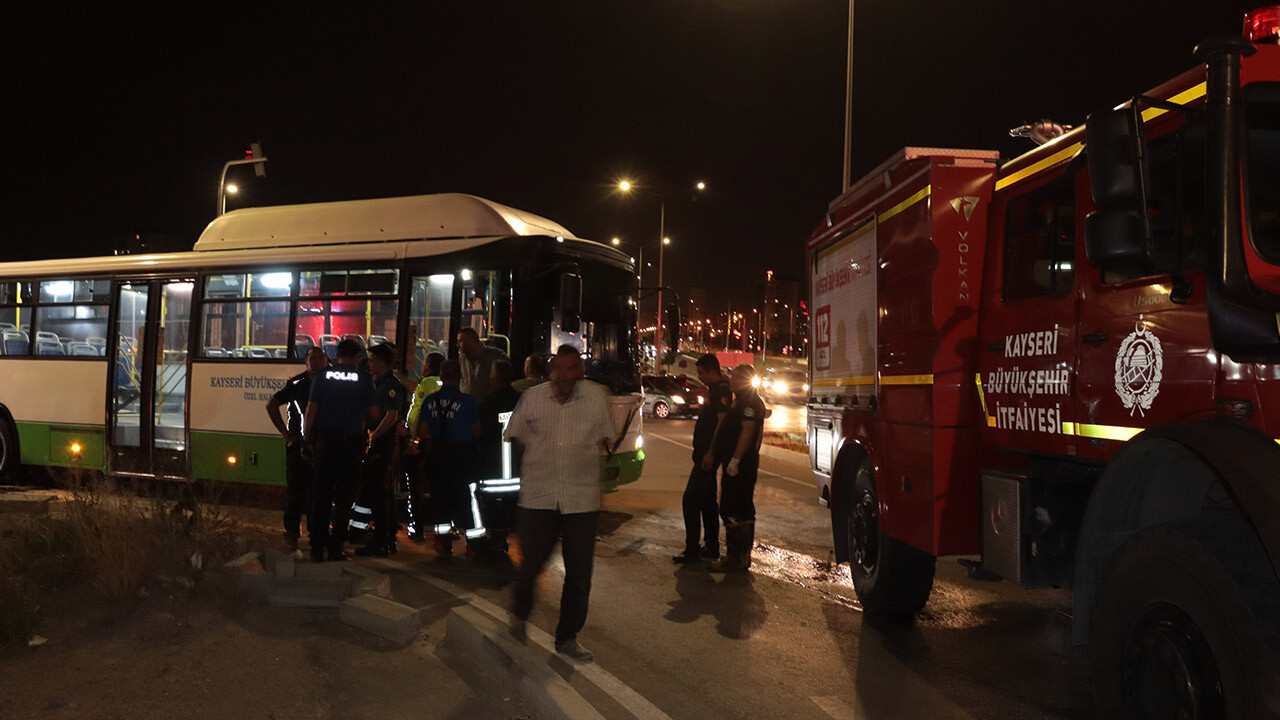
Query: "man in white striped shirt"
503 346 615 663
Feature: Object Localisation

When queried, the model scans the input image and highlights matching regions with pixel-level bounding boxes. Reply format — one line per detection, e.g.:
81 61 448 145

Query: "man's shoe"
354 544 389 558
672 549 701 564
555 639 593 664
326 546 350 562
509 619 527 644
708 554 749 573
699 546 720 560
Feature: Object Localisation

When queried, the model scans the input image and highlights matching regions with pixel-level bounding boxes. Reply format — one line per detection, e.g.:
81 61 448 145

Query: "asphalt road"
384 417 1090 720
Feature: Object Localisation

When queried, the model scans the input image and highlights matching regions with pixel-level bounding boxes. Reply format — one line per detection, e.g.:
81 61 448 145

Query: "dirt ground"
0 595 519 720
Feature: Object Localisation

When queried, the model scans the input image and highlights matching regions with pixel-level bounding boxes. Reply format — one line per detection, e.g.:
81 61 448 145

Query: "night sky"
2 1 1263 311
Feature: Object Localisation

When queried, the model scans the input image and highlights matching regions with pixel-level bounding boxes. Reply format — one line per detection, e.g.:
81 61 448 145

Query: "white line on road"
371 558 675 720
647 433 814 489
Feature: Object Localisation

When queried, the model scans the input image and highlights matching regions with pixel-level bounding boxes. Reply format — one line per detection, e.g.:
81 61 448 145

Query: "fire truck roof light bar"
1245 6 1280 43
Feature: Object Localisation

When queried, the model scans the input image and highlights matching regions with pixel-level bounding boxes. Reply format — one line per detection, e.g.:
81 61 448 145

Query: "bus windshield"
1247 84 1280 260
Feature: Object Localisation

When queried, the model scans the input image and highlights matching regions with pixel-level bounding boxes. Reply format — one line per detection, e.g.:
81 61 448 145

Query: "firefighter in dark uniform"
304 338 378 562
710 363 767 572
265 346 328 552
417 359 481 557
356 342 405 557
673 353 732 563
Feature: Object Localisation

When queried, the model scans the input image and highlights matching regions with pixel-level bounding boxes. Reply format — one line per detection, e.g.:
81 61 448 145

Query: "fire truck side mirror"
1084 106 1151 266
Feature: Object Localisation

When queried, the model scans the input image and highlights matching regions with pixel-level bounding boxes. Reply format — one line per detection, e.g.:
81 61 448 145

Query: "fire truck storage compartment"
808 148 999 556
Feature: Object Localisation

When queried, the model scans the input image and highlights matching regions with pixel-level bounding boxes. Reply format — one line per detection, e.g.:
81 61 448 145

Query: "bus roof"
194 193 578 252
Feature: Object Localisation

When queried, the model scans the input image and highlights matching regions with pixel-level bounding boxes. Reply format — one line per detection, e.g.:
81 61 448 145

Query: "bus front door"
108 279 193 478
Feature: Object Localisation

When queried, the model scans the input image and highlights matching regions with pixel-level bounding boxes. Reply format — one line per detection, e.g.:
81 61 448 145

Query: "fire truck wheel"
1090 519 1280 720
846 459 935 619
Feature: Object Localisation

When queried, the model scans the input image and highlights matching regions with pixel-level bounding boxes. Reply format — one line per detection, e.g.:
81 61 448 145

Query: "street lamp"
615 179 706 365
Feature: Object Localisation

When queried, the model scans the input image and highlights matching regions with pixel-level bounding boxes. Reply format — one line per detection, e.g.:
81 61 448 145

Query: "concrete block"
446 606 604 720
225 552 264 571
0 493 53 515
339 594 420 645
267 577 349 609
352 572 392 598
296 561 345 579
264 549 295 579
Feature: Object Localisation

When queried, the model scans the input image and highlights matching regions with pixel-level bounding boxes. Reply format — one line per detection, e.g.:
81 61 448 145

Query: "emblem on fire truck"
1113 316 1163 416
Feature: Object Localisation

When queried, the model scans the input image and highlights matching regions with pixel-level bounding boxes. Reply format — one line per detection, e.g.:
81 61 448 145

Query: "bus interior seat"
295 334 316 359
273 348 287 359
87 337 107 355
2 331 27 356
232 348 247 358
36 331 59 344
204 347 228 358
37 340 65 356
0 323 15 333
247 347 271 359
69 342 96 357
342 334 366 349
369 335 389 347
320 334 340 359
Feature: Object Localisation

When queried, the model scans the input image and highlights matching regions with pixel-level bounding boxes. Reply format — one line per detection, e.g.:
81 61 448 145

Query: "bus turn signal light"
227 455 238 465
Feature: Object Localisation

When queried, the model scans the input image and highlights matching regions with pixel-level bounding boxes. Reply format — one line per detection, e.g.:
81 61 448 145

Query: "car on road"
642 375 702 418
759 368 808 404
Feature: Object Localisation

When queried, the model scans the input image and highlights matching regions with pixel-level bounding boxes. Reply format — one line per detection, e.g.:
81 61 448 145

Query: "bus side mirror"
663 303 680 352
1084 106 1150 266
559 273 581 334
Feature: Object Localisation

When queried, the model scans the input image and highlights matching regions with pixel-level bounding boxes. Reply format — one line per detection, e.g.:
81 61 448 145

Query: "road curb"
760 442 808 463
446 606 605 720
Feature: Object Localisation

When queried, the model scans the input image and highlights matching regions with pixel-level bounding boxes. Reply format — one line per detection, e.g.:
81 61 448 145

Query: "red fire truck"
806 9 1280 717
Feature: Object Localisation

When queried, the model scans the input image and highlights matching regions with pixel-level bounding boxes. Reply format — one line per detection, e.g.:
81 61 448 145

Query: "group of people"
264 336 767 665
674 354 767 572
264 328 548 563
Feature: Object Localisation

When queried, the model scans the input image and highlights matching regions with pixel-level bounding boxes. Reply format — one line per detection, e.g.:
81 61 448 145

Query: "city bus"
0 194 646 516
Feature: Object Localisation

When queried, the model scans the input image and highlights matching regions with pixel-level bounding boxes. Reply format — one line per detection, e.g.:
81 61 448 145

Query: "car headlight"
802 383 810 392
672 395 686 404
774 381 787 393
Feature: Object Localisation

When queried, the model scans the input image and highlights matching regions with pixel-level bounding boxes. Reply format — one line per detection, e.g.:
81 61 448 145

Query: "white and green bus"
0 193 646 495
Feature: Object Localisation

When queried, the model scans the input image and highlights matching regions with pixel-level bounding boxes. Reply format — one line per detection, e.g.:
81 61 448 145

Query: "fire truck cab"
806 10 1280 717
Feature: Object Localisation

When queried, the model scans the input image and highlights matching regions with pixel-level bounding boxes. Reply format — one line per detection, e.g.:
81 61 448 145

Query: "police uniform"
421 383 480 553
360 369 405 554
271 369 313 542
307 363 376 560
715 387 766 568
679 378 732 560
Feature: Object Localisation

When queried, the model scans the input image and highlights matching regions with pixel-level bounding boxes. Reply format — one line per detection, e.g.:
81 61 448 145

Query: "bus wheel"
846 459 935 619
1090 520 1280 719
654 401 669 419
0 414 19 481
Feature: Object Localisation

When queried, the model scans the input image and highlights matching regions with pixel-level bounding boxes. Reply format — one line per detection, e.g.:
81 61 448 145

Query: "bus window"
0 281 35 356
202 300 290 359
460 270 512 354
408 274 454 378
295 268 398 360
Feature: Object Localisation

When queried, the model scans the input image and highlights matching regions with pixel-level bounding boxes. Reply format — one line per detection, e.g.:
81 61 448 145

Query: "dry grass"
0 476 246 646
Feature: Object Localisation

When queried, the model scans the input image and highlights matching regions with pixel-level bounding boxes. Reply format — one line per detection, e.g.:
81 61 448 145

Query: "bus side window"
408 274 454 379
1002 180 1076 302
0 281 34 356
295 269 398 362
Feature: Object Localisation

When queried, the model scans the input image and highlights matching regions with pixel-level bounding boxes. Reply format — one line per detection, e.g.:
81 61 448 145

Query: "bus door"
108 279 194 478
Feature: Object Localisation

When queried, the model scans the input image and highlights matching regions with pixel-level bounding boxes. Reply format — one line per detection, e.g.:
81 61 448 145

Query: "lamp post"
616 179 705 366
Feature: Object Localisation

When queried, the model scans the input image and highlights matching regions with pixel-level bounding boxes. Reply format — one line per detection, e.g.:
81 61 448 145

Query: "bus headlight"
635 435 644 450
802 383 810 392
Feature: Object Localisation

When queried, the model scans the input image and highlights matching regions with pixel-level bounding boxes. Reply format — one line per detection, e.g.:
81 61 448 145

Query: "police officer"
265 346 328 552
710 363 767 572
304 338 378 562
417 359 481 557
356 342 405 557
673 353 732 563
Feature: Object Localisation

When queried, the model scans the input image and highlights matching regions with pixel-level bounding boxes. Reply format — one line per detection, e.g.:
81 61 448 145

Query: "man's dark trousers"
283 442 312 539
682 465 719 554
363 437 396 548
513 508 597 645
310 436 364 552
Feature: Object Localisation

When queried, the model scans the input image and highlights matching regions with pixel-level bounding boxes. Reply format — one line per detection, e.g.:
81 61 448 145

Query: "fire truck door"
1073 126 1216 462
978 175 1078 457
